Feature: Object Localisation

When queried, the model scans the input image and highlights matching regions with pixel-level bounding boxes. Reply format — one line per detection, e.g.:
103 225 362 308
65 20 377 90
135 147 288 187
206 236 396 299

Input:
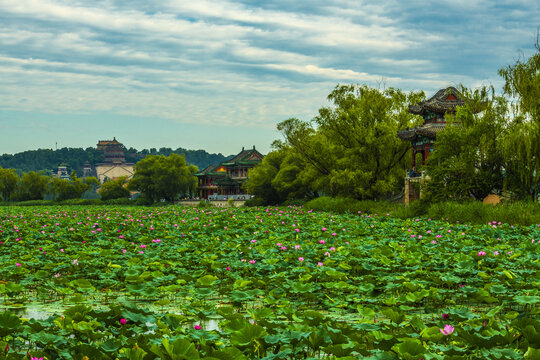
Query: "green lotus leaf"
208 347 247 360
230 324 267 347
197 275 218 286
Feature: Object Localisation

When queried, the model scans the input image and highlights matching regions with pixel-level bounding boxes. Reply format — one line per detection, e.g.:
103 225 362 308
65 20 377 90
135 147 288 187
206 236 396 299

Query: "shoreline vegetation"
1 197 539 226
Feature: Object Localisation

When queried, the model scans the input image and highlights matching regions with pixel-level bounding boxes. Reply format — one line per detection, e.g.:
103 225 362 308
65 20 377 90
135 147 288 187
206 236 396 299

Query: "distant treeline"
0 146 232 175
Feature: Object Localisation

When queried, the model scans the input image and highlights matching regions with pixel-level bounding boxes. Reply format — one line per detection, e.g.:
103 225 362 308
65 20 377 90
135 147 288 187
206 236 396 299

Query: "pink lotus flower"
478 251 487 256
15 262 21 267
249 260 256 264
440 324 454 335
319 240 325 244
294 245 300 249
194 324 202 330
317 262 323 266
298 257 304 262
119 318 127 325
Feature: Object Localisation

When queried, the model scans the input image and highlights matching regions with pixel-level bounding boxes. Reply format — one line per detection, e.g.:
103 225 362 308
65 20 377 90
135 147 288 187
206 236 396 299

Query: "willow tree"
424 86 509 201
0 166 18 201
499 34 540 200
128 153 197 202
277 85 424 200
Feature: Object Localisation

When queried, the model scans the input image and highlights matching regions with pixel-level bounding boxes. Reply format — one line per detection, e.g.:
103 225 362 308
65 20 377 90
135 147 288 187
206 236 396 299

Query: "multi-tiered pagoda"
397 87 466 205
95 138 134 183
397 86 465 170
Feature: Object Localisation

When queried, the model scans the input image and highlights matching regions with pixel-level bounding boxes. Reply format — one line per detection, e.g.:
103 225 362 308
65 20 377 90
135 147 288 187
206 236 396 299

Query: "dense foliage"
98 176 131 201
128 154 198 202
246 86 424 204
0 205 538 359
0 166 100 202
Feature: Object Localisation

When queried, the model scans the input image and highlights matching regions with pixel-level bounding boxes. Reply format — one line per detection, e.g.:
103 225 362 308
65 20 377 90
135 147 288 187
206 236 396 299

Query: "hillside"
0 147 232 176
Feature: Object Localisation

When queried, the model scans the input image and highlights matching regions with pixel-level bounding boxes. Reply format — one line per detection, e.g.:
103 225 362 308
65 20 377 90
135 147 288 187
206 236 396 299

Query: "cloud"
0 0 538 154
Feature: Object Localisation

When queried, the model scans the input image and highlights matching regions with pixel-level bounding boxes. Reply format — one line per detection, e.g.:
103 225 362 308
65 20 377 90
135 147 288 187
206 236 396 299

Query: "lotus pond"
0 205 538 359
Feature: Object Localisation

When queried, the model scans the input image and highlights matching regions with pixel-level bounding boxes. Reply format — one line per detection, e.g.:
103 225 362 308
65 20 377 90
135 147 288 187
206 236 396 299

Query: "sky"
0 0 538 156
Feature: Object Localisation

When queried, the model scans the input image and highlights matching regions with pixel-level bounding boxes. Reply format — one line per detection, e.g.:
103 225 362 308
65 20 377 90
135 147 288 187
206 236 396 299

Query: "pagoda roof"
409 87 465 115
397 123 447 141
227 146 264 164
97 137 122 146
194 165 227 177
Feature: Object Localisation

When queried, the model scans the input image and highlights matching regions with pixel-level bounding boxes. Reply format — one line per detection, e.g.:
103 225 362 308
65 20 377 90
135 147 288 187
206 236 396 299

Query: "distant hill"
0 147 232 176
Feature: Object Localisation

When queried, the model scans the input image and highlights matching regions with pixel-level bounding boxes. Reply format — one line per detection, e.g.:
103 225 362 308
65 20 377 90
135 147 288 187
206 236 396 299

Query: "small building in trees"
195 146 263 199
55 164 70 179
397 87 466 204
82 161 94 178
95 138 135 183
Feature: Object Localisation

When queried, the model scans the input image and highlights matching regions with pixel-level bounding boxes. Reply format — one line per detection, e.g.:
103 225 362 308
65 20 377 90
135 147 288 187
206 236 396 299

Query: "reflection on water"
3 303 224 331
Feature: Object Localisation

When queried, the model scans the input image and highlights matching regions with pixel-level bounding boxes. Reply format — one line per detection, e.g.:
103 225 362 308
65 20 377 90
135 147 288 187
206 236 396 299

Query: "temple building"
55 164 70 179
82 161 94 178
397 87 466 204
397 86 465 169
95 138 135 183
195 146 263 199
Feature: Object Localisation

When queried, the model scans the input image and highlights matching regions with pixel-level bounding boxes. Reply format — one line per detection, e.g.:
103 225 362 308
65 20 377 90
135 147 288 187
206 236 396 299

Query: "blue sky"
0 0 538 156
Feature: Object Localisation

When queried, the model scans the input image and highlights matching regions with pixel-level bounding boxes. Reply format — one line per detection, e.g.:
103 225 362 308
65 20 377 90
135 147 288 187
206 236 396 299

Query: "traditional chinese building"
95 138 135 183
397 87 466 205
82 161 94 178
55 164 70 179
195 146 263 199
397 87 465 169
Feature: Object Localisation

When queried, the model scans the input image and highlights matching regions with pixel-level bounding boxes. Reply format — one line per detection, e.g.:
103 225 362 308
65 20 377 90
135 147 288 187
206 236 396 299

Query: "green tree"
425 86 509 201
0 166 18 201
498 36 540 200
15 171 50 201
98 176 130 200
278 85 424 200
244 148 287 205
49 172 99 201
128 153 198 202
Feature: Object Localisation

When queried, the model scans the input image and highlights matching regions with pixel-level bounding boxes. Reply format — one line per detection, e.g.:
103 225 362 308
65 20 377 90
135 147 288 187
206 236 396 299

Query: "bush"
427 200 540 225
244 198 266 207
103 198 132 205
197 199 211 208
281 198 308 206
305 197 363 213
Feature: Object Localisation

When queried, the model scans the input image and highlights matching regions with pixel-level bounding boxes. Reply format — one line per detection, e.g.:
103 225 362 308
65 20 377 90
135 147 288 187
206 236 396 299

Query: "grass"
305 196 540 225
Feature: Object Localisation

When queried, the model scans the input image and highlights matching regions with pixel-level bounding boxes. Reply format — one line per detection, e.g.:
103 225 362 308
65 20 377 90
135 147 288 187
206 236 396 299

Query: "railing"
405 169 425 180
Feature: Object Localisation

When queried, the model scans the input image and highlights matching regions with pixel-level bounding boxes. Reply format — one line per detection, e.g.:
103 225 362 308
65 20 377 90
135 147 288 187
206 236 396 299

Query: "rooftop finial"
253 145 255 150
242 146 244 151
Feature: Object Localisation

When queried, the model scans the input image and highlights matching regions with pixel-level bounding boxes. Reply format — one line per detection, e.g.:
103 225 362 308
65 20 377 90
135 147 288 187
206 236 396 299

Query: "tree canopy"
98 176 130 200
246 85 425 203
128 153 198 202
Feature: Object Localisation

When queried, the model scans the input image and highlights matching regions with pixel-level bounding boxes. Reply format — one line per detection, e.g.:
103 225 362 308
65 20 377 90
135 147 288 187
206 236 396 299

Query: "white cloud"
0 0 538 153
